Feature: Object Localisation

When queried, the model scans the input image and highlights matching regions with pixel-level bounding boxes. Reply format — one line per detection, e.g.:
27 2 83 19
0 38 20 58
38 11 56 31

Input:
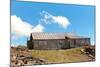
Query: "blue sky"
11 1 95 46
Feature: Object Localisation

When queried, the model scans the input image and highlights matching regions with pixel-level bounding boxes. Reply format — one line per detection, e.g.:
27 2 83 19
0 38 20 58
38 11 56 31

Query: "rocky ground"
10 47 50 67
10 46 95 67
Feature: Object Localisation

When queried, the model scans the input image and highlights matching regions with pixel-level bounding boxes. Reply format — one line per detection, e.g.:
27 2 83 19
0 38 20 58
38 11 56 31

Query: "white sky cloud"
11 11 70 39
11 15 44 38
11 12 70 40
40 11 70 29
18 0 95 5
32 24 44 32
52 16 70 28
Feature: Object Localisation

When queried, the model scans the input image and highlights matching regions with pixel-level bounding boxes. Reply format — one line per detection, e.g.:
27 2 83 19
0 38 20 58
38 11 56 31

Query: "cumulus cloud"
32 24 44 32
40 11 70 28
52 16 70 28
11 15 44 38
11 11 70 39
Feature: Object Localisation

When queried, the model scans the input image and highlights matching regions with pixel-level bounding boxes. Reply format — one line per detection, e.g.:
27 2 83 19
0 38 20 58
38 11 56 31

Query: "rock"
11 47 49 66
27 60 36 65
39 58 47 63
12 55 17 60
80 49 85 54
17 60 24 66
23 60 28 64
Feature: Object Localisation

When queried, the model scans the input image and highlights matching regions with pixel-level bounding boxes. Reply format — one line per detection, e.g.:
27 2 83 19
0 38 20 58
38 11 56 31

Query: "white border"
0 0 10 67
0 0 99 67
19 0 95 5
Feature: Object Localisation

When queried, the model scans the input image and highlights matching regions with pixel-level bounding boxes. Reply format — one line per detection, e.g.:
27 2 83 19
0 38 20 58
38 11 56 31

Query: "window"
59 40 63 45
81 40 85 44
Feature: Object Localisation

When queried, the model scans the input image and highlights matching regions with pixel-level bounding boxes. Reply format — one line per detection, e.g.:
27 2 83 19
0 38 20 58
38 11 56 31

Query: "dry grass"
32 47 91 63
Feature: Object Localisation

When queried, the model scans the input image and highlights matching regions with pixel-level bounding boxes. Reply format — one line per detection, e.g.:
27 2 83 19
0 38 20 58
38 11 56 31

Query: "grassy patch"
32 47 90 63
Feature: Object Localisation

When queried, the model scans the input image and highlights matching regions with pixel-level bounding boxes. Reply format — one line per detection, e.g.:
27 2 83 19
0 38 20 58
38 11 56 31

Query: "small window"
81 40 85 43
59 40 63 45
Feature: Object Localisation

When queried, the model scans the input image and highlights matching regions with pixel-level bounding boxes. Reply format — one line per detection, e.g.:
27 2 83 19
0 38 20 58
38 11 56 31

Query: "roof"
31 32 89 40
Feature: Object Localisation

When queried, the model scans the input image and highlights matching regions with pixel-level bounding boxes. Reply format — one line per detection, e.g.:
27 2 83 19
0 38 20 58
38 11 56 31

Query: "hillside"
32 47 95 64
11 46 95 66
